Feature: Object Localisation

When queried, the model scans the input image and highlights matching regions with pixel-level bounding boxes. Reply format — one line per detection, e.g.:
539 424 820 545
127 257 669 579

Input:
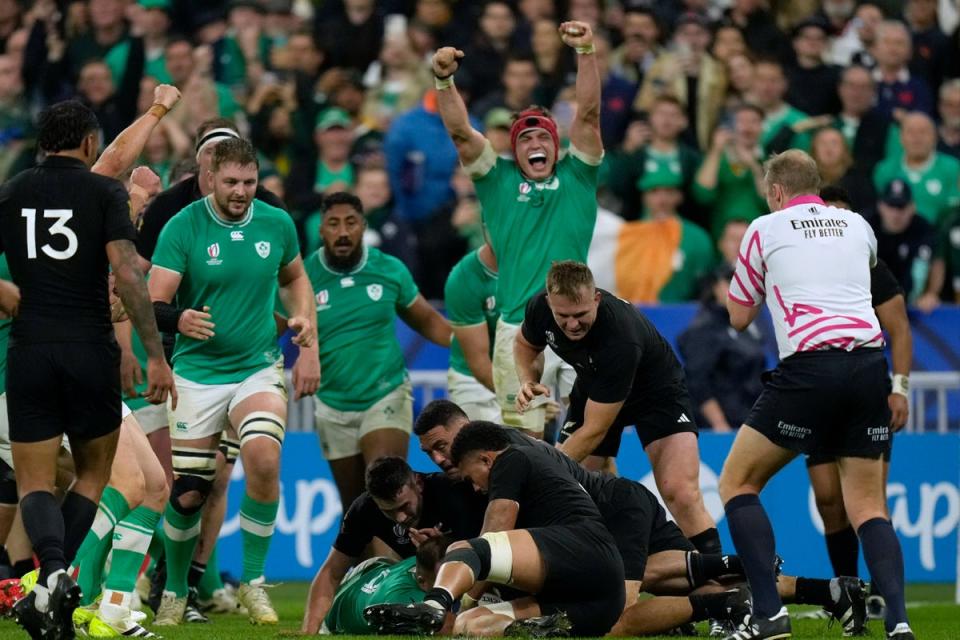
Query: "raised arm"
560 21 602 159
431 47 488 165
92 84 182 179
399 295 452 347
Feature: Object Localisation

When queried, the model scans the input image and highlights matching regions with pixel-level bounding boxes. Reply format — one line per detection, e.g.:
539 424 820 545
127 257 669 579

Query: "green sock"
74 487 131 605
162 503 202 598
105 506 162 594
239 494 278 583
147 518 165 567
198 542 225 600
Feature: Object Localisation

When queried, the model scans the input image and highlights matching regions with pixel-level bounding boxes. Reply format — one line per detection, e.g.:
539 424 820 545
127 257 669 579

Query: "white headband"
195 127 241 161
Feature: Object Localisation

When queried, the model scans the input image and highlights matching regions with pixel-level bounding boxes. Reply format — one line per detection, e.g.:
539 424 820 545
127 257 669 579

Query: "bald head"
874 20 911 70
900 112 936 161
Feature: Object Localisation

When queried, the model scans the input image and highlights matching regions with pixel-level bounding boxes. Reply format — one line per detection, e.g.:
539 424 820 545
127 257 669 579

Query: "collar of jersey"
473 250 498 280
901 153 936 178
204 195 253 227
316 245 369 275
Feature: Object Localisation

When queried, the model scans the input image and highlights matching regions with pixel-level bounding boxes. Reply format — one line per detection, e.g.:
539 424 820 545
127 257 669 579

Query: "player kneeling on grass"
365 421 626 637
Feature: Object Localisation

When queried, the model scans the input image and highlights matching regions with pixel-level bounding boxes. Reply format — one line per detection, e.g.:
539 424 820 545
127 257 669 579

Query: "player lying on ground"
301 457 486 634
321 536 449 634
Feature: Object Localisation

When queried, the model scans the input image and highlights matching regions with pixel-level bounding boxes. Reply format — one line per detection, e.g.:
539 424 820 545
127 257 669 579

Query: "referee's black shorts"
559 384 698 457
530 520 625 636
747 348 891 459
598 479 694 581
7 342 122 444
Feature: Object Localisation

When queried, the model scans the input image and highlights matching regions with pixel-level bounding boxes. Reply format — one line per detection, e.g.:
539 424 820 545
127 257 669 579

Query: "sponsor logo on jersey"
316 289 330 311
340 277 354 288
255 241 271 258
231 230 244 241
545 330 556 346
367 284 383 301
176 421 188 431
206 243 222 266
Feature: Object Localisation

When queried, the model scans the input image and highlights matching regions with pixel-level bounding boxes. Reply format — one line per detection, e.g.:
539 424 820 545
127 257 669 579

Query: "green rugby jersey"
445 249 498 378
151 196 299 384
324 557 423 634
873 153 960 225
305 246 418 411
471 142 599 324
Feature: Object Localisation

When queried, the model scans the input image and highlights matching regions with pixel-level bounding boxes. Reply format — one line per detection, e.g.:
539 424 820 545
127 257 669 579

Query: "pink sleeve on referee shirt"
728 224 766 307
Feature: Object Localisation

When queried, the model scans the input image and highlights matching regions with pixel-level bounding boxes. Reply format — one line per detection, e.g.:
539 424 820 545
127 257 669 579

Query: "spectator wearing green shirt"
601 95 702 224
286 107 357 224
693 103 768 239
917 210 960 311
873 111 960 226
752 60 810 154
135 0 173 83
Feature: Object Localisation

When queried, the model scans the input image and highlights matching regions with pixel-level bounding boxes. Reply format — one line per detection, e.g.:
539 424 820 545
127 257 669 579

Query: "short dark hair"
165 35 193 52
196 118 239 140
365 456 415 501
651 94 684 111
414 400 468 436
322 191 364 215
37 100 100 153
211 137 258 171
415 535 450 575
450 421 511 466
820 184 852 207
546 260 595 302
733 102 765 120
504 52 536 68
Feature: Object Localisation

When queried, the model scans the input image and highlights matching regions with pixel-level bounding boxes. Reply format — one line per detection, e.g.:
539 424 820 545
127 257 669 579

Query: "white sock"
99 590 133 621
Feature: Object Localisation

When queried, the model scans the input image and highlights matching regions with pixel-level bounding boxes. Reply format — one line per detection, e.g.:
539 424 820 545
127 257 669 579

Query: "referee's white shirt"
729 194 885 360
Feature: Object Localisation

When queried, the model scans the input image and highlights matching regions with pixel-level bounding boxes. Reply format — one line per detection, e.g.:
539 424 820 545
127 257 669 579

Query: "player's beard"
324 241 364 271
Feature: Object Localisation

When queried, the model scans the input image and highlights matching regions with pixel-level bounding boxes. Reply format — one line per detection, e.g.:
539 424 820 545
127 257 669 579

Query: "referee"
515 261 722 557
720 150 912 640
0 100 174 637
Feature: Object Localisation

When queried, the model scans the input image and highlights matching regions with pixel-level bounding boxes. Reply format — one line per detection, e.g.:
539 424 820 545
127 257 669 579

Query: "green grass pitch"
0 583 954 638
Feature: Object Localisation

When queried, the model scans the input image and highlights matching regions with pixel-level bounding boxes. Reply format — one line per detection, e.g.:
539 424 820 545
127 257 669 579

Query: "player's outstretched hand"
559 21 593 49
516 381 550 413
889 393 908 432
432 46 463 77
408 523 448 547
0 279 20 319
292 346 320 400
153 83 181 110
288 315 316 348
178 305 215 340
129 166 162 197
144 357 177 409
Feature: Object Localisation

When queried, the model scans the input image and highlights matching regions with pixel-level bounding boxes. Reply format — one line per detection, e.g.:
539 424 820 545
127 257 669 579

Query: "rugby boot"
504 612 573 638
237 578 278 625
725 606 792 640
826 577 867 636
364 602 446 635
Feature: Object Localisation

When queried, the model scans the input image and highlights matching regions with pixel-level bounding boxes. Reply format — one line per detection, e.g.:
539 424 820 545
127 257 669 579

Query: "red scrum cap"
509 110 560 160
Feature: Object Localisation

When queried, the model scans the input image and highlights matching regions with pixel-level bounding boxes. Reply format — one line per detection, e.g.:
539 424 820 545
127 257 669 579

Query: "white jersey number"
21 208 78 260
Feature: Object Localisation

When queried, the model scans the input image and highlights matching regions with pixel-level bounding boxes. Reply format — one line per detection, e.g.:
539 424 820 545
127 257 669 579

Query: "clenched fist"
432 46 464 78
153 84 182 110
130 166 162 197
559 20 594 49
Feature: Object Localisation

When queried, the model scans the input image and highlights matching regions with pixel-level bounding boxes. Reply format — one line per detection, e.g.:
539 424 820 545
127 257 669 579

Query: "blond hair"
546 261 595 302
763 149 821 200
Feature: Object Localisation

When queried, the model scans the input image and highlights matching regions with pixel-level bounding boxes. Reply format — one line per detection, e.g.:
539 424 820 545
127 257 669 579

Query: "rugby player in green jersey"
444 243 500 422
148 138 318 626
430 20 602 436
300 192 451 508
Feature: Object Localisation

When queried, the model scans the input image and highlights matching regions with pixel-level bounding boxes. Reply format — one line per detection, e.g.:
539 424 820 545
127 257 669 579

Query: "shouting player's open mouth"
528 151 548 168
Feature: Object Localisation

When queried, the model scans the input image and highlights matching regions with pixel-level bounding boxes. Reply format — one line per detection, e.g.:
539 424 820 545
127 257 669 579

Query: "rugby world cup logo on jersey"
316 289 330 311
206 243 222 266
367 284 383 301
255 241 271 258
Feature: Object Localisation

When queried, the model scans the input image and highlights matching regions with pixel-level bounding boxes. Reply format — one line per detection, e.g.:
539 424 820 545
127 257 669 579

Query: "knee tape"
169 474 214 516
480 531 513 584
218 437 240 465
238 412 285 448
443 547 483 582
171 446 218 481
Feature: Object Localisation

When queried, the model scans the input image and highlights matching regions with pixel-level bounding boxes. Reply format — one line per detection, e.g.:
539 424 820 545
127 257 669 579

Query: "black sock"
12 558 36 578
689 592 731 622
19 491 65 583
826 526 860 578
687 551 746 587
690 527 722 554
794 577 833 606
424 587 454 611
858 518 908 632
60 492 99 565
188 561 206 589
724 494 781 618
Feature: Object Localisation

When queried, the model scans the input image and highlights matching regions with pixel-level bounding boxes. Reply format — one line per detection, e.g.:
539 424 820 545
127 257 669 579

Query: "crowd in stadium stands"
1 0 960 305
